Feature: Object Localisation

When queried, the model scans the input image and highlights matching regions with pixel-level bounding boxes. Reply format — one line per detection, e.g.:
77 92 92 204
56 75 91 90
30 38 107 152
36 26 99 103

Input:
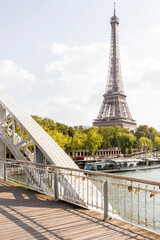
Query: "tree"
49 129 71 150
31 115 55 132
154 137 160 155
147 127 158 143
71 131 87 151
31 114 160 156
118 132 136 154
138 137 153 152
135 125 149 140
41 117 55 131
68 126 75 137
31 115 43 125
111 125 123 147
56 122 69 135
98 127 115 148
85 129 103 155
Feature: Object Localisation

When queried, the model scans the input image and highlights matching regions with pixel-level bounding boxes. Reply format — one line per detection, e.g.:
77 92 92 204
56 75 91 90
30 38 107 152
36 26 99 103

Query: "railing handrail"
1 157 160 187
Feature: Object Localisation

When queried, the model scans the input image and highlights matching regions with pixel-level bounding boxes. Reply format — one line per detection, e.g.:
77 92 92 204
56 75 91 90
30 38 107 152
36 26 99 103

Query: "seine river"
111 168 160 233
115 167 160 181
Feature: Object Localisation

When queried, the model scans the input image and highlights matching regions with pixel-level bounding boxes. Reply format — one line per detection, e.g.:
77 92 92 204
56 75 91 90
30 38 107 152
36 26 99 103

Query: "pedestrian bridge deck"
0 181 159 240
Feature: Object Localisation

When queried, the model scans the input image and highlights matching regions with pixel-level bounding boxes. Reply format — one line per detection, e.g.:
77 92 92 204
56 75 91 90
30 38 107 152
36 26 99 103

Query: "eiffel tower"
93 5 137 131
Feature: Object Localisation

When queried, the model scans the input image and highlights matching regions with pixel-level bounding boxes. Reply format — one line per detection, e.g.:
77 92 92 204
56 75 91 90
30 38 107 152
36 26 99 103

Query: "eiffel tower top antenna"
114 1 116 16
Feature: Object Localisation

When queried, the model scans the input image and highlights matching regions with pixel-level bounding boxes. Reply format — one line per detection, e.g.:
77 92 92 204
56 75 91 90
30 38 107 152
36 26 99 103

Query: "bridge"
0 91 159 239
0 180 158 240
0 158 160 239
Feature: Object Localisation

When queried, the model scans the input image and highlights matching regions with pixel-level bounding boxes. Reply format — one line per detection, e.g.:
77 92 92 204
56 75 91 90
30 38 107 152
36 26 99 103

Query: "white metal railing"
0 158 160 235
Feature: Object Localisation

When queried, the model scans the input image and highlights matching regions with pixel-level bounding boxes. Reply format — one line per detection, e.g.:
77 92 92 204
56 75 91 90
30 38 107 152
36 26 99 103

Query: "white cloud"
43 42 110 125
43 78 55 85
35 42 46 48
152 27 160 36
51 42 69 55
121 50 160 129
0 60 36 94
35 96 97 126
46 42 108 86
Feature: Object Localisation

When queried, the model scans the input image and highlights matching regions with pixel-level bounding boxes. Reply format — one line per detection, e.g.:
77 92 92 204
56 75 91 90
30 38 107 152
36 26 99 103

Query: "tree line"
31 115 160 155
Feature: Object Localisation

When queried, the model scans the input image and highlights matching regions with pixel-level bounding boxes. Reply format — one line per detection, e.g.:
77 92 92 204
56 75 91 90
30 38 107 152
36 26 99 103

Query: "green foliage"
31 115 55 132
98 126 124 149
138 137 153 151
135 125 149 139
84 128 103 155
134 125 159 150
147 127 158 142
31 115 160 156
118 132 136 154
49 129 71 150
154 137 160 151
56 122 69 135
68 126 75 137
111 126 122 147
71 131 87 151
98 127 115 148
135 125 158 142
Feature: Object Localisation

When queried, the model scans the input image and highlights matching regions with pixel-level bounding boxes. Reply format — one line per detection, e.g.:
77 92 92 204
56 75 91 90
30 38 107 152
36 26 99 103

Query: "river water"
110 168 160 233
115 168 160 181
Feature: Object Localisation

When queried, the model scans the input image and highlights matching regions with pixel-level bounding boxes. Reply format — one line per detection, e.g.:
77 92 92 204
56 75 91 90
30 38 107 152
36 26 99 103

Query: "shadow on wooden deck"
0 180 159 240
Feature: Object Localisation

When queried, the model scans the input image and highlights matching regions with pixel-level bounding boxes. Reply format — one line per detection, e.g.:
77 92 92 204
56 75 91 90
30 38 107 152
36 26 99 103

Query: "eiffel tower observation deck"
93 6 137 132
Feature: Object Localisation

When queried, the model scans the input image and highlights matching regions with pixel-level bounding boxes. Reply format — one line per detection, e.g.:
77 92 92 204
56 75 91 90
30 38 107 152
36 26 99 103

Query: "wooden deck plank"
0 181 160 240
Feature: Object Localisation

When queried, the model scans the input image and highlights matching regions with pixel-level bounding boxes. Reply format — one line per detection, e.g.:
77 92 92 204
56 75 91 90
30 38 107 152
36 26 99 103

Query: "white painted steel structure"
0 91 104 214
0 91 78 168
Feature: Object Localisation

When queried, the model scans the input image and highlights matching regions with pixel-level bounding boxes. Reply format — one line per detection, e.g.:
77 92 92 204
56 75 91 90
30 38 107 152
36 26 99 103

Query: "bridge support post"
104 179 109 221
0 105 6 178
4 162 6 183
26 164 28 189
54 170 59 201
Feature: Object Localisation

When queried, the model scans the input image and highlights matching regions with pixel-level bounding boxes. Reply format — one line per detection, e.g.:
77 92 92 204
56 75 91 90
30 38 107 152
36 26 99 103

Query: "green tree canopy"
135 125 149 139
84 129 103 155
31 115 160 156
147 127 158 142
98 127 115 148
138 137 153 151
56 122 69 135
71 131 87 151
154 137 160 152
68 126 75 137
118 132 136 154
49 129 71 150
31 115 55 132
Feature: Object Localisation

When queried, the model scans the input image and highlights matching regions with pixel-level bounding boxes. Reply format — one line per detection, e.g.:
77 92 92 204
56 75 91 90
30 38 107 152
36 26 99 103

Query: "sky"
0 0 160 130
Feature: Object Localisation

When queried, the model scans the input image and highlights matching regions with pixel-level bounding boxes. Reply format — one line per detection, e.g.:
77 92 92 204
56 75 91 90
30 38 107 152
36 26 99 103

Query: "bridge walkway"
0 181 159 240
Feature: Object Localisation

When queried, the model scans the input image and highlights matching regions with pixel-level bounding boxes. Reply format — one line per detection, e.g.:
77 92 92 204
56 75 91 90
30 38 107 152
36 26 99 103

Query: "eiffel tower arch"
93 7 137 132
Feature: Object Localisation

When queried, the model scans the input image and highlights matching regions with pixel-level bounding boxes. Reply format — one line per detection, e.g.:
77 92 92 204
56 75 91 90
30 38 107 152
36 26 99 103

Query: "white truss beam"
0 91 78 169
16 136 31 148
